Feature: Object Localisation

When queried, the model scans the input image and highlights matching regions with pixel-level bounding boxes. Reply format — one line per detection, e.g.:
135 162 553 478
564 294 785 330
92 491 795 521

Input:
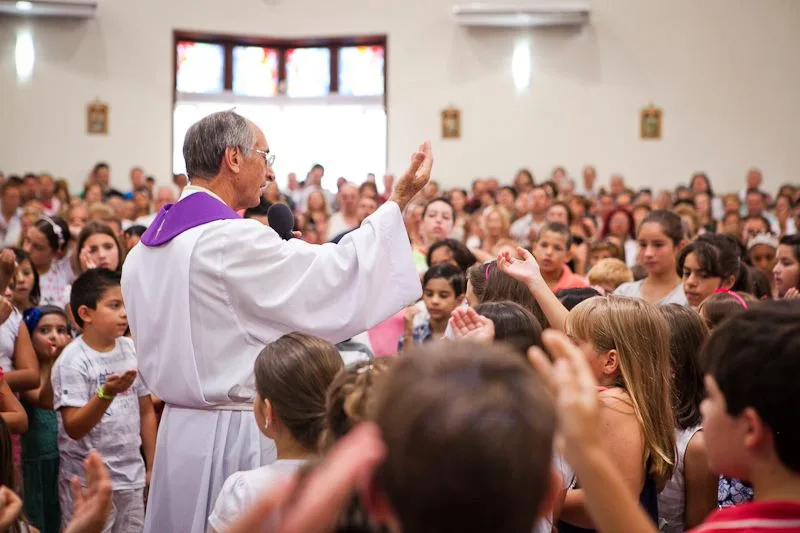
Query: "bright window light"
511 40 531 91
15 30 35 82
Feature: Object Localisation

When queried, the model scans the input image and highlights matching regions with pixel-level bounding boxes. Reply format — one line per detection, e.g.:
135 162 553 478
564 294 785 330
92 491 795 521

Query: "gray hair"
183 111 255 180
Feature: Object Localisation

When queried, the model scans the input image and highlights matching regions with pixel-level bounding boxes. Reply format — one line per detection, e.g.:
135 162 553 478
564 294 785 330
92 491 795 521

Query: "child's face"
23 226 55 269
12 259 35 306
748 244 776 275
32 314 70 359
429 246 456 268
81 286 128 340
125 234 141 251
773 244 799 298
700 376 749 479
637 222 676 276
682 252 728 309
422 278 461 322
82 233 120 271
534 231 570 275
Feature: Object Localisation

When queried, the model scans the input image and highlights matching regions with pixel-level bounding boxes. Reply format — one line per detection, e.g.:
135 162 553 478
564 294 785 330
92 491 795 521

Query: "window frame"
173 31 388 100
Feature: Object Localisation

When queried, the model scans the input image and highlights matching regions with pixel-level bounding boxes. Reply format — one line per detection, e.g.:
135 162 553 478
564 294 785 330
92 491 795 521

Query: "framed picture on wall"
87 100 109 135
640 104 662 140
442 107 460 139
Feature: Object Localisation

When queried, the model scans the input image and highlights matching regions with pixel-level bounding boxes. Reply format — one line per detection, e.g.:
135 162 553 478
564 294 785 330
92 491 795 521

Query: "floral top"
718 476 754 508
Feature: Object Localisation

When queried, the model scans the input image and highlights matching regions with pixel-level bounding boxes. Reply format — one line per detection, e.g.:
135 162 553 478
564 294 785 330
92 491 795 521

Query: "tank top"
658 425 702 533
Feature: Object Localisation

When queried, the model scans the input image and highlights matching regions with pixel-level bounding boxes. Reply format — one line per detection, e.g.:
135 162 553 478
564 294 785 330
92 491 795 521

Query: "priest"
121 110 429 533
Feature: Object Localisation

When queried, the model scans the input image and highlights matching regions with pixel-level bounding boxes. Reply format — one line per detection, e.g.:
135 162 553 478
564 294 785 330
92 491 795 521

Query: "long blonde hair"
567 295 675 486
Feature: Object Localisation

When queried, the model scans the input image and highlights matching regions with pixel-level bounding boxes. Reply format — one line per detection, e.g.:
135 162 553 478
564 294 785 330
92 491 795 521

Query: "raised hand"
390 142 433 211
497 246 543 287
79 246 98 271
403 305 420 330
225 422 386 533
528 330 601 465
101 370 137 397
784 287 800 300
0 249 16 294
449 307 495 344
64 451 113 533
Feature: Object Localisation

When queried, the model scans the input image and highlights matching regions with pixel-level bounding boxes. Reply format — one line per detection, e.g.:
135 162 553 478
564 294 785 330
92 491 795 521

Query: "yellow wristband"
97 386 115 401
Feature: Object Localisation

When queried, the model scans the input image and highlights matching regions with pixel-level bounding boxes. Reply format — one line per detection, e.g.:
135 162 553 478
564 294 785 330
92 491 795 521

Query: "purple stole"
140 192 241 247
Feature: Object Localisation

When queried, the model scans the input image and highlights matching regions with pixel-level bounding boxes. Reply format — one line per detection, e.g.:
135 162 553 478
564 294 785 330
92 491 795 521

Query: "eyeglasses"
253 149 275 167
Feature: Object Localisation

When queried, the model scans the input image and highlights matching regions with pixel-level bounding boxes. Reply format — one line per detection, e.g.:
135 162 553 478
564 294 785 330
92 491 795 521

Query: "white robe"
121 194 420 533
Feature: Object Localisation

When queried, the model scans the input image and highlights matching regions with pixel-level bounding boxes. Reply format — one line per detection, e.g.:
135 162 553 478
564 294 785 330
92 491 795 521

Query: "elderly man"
122 111 429 533
326 182 360 240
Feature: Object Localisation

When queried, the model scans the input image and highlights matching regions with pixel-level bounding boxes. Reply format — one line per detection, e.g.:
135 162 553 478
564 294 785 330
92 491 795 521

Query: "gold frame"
441 107 460 139
640 104 662 140
87 100 109 135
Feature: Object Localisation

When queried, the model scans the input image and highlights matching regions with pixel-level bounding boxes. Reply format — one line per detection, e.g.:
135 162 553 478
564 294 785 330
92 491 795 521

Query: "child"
614 210 687 305
557 296 675 533
208 332 342 533
9 248 41 314
532 222 588 293
369 343 560 533
657 305 718 532
697 290 756 330
678 235 745 309
588 240 624 271
587 258 632 295
22 216 75 308
51 269 156 532
540 300 800 533
75 222 125 274
122 225 147 253
0 417 34 533
746 233 778 279
773 234 799 298
399 263 464 351
21 306 71 533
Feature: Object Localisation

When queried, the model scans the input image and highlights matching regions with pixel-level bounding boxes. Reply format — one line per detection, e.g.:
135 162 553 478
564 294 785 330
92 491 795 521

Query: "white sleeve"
195 201 421 345
207 473 247 533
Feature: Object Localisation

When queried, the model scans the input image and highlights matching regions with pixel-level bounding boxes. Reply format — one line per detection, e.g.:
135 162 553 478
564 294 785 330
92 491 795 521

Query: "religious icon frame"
441 107 461 139
640 104 662 140
87 100 109 135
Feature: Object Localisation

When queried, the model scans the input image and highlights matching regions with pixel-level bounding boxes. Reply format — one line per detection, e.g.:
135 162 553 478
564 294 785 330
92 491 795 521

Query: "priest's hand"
390 142 433 212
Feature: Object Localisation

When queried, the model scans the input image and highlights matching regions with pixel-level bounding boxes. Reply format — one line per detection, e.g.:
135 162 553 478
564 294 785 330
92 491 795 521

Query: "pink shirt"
691 501 800 532
552 265 588 294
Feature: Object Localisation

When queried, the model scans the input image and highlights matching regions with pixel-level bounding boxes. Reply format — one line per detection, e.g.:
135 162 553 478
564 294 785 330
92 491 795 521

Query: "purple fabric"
140 192 240 247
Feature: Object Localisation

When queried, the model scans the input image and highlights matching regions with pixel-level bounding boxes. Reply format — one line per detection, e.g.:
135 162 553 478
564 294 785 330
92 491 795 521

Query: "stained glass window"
285 47 331 97
233 46 279 97
338 46 385 96
176 41 225 94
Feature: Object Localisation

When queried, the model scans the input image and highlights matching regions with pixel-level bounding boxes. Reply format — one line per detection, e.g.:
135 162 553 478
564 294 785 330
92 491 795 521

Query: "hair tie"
714 288 748 309
485 263 491 281
40 216 65 250
23 307 43 333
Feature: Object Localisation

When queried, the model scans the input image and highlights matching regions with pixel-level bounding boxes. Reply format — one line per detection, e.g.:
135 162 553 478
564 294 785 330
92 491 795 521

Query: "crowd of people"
0 148 798 533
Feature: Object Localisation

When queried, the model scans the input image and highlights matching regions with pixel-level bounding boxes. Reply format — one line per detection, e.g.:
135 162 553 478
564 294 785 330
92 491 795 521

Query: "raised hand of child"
0 486 22 532
0 297 12 326
79 246 98 271
449 307 495 344
101 370 138 397
497 246 542 287
528 330 602 467
403 305 419 330
65 451 112 533
784 287 800 300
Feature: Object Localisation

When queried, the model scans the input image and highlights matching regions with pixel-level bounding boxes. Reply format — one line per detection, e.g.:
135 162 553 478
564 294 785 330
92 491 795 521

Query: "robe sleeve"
195 201 421 345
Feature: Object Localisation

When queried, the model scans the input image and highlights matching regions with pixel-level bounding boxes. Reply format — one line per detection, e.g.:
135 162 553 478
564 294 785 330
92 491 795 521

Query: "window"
173 33 387 191
339 46 385 96
176 41 225 94
285 47 331 97
233 46 279 97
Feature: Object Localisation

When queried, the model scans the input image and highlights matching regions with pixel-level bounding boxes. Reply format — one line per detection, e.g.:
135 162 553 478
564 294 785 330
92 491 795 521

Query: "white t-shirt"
326 211 358 241
208 459 306 533
0 309 22 372
52 336 149 490
614 279 688 306
39 256 76 309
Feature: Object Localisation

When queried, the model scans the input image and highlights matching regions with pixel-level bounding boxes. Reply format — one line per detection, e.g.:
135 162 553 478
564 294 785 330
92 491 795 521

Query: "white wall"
1 0 798 194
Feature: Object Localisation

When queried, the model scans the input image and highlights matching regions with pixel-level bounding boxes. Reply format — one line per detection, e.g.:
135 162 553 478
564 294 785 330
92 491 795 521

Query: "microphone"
267 203 295 240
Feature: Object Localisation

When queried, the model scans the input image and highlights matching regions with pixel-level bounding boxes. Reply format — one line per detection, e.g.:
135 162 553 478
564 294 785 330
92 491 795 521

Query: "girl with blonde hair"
556 295 676 532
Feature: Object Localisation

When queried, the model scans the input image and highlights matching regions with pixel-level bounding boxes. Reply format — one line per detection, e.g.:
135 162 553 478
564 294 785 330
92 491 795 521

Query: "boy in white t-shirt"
51 268 157 533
